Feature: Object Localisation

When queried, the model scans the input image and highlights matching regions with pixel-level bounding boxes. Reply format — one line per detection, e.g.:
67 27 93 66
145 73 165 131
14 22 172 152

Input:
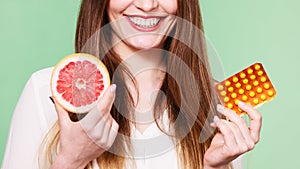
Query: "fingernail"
217 104 224 112
49 96 55 104
238 100 246 106
213 115 220 123
210 122 217 128
110 84 116 93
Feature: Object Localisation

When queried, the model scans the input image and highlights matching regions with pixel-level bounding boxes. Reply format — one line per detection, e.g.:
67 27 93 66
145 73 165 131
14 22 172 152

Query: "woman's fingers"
205 103 263 167
93 114 113 149
238 101 262 143
96 84 117 114
213 116 238 149
107 119 119 145
216 104 255 149
90 114 119 150
52 97 72 128
213 116 253 156
81 84 116 129
223 120 250 153
50 85 119 167
77 84 118 149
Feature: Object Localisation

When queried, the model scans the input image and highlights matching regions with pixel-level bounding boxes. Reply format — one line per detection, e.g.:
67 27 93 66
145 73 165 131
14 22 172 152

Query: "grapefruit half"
50 53 110 114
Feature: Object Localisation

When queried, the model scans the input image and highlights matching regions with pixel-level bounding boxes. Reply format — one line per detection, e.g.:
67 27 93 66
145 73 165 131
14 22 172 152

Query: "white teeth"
128 16 161 28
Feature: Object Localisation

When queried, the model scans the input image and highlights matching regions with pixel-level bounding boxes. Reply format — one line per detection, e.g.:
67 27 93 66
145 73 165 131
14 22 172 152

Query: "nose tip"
134 0 158 12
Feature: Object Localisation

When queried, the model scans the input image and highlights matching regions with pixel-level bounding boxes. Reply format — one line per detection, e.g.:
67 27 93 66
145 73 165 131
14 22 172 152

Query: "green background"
0 0 299 168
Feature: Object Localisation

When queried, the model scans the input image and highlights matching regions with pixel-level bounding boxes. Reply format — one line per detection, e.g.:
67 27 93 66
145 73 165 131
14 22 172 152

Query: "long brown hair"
39 0 219 168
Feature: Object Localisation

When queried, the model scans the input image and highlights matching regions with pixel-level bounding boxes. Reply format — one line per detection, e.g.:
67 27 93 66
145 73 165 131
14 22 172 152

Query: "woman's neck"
123 49 166 111
114 43 166 129
113 41 166 89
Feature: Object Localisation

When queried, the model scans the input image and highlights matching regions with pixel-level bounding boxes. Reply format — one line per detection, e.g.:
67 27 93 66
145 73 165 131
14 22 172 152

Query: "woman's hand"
203 101 262 169
51 84 119 169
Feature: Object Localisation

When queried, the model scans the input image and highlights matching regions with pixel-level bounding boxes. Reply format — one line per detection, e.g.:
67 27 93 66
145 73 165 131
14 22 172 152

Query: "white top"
1 67 243 169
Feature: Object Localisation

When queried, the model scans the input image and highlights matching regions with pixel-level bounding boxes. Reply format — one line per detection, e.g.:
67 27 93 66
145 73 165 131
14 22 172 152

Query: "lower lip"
126 17 164 32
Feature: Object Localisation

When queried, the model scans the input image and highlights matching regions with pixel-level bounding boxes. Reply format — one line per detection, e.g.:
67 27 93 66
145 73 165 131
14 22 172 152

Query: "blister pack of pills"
214 63 276 115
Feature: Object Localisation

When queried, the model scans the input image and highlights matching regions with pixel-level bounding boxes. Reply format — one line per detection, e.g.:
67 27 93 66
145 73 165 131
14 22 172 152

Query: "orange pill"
239 89 245 94
258 70 264 76
231 93 237 98
257 87 263 93
233 77 239 83
224 97 230 102
221 91 227 96
255 64 261 70
247 68 253 74
261 94 266 101
261 77 267 83
243 79 249 84
250 91 255 97
264 83 270 89
246 85 252 90
218 84 224 90
228 87 234 92
235 100 239 105
253 81 259 86
240 73 246 78
236 83 241 88
268 90 274 97
250 75 256 80
225 81 231 86
253 99 259 104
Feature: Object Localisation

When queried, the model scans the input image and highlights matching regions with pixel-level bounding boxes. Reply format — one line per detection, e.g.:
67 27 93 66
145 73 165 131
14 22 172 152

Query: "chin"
125 34 166 50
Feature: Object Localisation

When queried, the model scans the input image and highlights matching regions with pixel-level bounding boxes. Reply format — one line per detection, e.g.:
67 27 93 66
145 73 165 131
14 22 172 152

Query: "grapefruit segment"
51 53 110 114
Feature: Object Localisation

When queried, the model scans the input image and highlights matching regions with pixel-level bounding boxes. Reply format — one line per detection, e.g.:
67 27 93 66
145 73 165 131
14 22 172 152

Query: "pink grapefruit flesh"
51 53 110 114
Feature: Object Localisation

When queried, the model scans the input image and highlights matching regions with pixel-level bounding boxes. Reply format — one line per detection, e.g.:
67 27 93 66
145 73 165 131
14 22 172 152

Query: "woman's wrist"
50 153 88 169
203 159 230 169
203 164 229 169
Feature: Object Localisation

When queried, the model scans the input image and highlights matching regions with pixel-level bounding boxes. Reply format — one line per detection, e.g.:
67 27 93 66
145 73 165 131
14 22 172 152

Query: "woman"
2 0 262 168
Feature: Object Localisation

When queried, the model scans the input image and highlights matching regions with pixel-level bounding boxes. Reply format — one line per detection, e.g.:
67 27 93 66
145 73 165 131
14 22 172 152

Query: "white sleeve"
1 68 57 169
232 155 243 169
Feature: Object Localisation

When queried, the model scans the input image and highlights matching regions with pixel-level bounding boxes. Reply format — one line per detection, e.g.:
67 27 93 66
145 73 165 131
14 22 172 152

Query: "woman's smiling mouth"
126 15 165 32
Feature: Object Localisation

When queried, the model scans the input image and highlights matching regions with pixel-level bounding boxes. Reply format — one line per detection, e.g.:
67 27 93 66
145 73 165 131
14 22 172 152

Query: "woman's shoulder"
19 67 56 123
32 66 53 75
12 66 58 134
29 67 54 86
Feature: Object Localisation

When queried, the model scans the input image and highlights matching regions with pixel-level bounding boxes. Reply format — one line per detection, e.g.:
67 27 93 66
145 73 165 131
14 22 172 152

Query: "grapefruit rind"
50 53 110 114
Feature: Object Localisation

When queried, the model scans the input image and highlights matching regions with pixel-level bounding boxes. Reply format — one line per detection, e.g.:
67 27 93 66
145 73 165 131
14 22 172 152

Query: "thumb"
96 84 116 113
52 97 71 127
81 84 116 126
